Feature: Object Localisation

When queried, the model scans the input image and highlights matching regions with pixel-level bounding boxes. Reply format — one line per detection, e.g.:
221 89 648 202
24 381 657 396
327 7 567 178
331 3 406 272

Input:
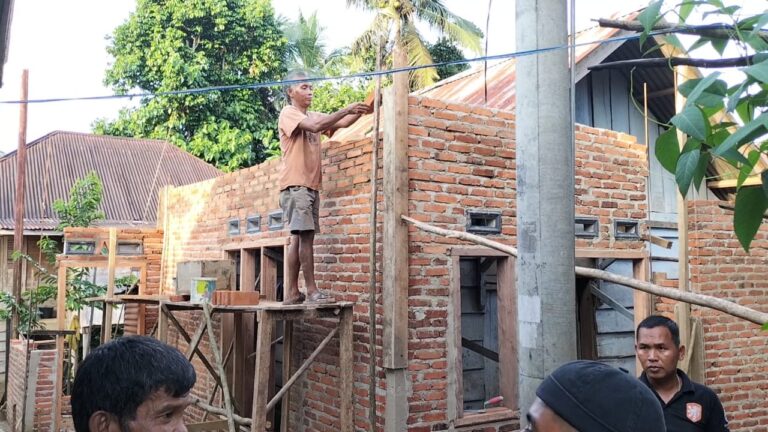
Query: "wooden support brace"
280 322 293 432
202 340 235 422
202 303 237 432
160 304 223 388
266 327 339 413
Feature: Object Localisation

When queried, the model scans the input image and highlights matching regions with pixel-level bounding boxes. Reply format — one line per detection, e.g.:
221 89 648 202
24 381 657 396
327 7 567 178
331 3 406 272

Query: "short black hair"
636 315 680 347
71 336 196 432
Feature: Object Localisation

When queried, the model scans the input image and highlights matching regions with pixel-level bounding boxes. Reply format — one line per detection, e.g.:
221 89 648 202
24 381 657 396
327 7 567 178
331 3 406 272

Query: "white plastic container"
190 277 216 303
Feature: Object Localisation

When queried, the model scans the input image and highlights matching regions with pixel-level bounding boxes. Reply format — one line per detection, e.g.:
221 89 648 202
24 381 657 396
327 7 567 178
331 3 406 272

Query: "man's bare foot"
305 290 333 304
283 292 305 305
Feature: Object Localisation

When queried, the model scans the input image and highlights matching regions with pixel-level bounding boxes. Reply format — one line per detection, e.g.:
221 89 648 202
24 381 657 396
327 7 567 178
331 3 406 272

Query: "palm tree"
284 11 353 75
347 0 483 89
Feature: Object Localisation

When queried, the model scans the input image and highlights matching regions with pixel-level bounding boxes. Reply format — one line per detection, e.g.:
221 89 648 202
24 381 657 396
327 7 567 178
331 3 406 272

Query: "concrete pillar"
515 0 577 421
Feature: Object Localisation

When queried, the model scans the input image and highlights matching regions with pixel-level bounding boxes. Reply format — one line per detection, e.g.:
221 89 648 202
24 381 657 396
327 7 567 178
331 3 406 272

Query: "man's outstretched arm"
298 102 371 133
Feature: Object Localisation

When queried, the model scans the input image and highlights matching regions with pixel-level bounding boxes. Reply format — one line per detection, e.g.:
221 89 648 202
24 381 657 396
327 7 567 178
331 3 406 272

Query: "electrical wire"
0 30 671 106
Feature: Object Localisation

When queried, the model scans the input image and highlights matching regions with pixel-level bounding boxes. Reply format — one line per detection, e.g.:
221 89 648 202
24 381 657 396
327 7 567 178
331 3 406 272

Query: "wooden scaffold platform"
156 300 354 432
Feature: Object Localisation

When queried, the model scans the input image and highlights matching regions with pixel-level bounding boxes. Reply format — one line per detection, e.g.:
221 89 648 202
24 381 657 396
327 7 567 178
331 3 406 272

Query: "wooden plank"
222 237 289 252
448 255 464 421
382 77 409 369
280 321 293 432
575 249 648 259
707 175 761 189
339 307 354 432
102 228 118 343
497 256 517 412
241 249 258 292
0 236 7 292
261 248 277 301
186 419 229 432
251 311 274 432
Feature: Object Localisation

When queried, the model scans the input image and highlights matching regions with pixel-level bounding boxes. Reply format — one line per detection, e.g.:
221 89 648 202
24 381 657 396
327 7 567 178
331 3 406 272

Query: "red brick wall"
687 201 768 431
162 96 649 431
7 340 72 432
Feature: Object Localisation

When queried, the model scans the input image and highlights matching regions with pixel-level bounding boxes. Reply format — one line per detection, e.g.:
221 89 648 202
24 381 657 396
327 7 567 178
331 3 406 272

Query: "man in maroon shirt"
278 70 370 304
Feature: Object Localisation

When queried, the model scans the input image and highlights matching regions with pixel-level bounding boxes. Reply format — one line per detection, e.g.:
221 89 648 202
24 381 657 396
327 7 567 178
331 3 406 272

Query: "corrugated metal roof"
0 131 222 230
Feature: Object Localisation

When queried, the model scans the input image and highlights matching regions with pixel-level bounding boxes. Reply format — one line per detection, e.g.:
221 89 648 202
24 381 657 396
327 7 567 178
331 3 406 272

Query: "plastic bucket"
191 277 216 303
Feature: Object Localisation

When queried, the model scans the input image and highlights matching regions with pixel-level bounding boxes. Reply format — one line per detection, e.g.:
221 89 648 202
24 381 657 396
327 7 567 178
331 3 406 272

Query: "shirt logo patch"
686 402 703 422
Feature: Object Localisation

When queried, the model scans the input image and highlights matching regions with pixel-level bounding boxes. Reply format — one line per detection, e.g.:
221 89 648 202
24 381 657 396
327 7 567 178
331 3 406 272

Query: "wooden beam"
382 70 409 369
280 321 293 432
707 175 762 189
101 228 118 343
674 68 693 353
633 258 652 373
11 69 29 339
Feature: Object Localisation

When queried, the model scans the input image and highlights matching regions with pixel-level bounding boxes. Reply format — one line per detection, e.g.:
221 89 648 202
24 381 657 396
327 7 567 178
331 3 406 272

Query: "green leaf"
638 0 663 46
734 187 768 252
720 147 751 167
726 82 747 113
744 59 768 84
676 147 703 197
682 72 722 109
762 171 768 200
664 34 685 52
656 127 680 173
713 112 768 157
687 37 711 53
671 106 709 141
709 38 727 56
749 14 768 40
693 151 711 190
679 0 695 22
735 99 755 125
737 151 761 188
762 321 768 331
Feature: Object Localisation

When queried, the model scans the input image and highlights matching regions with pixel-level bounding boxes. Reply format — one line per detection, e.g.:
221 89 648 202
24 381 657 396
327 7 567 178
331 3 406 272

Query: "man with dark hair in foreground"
71 336 196 432
526 360 666 431
636 315 729 431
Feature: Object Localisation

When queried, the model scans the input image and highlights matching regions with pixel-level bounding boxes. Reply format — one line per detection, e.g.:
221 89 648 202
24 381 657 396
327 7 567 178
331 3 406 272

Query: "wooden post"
11 69 29 338
339 307 354 432
382 35 410 431
382 43 409 369
280 321 293 432
674 67 693 353
251 311 274 432
101 228 118 342
633 257 652 373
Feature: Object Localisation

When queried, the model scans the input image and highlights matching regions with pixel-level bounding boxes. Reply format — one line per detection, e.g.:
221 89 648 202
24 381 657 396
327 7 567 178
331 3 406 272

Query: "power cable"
0 30 671 105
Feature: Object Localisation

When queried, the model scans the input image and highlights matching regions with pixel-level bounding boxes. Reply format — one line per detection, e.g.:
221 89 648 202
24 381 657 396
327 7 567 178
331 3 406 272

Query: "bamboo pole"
401 216 768 325
367 33 383 432
202 303 236 432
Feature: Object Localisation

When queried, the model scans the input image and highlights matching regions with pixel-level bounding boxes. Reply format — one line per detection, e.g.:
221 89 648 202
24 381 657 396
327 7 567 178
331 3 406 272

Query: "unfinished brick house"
152 20 766 432
10 15 766 432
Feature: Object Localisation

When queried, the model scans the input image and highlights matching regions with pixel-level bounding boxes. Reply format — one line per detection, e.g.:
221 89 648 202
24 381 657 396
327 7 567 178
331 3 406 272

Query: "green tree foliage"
93 0 287 172
636 1 768 251
347 0 483 89
428 37 470 81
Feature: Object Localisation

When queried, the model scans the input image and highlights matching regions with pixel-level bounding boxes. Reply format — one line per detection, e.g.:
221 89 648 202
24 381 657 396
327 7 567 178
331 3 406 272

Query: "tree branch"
401 215 768 326
597 18 768 41
589 55 755 71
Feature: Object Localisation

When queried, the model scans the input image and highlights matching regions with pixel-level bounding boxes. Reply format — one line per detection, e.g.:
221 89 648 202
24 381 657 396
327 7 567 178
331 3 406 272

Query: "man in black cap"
636 315 730 432
528 360 666 431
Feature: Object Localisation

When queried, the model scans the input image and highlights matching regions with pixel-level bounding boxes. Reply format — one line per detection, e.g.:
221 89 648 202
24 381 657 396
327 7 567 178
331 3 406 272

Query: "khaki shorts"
280 186 320 234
